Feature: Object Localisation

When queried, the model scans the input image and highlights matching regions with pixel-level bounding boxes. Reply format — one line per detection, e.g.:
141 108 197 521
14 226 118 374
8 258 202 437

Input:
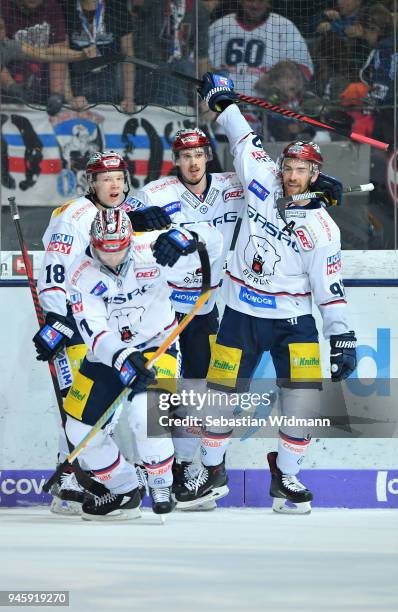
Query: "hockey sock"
200 432 231 467
276 431 311 475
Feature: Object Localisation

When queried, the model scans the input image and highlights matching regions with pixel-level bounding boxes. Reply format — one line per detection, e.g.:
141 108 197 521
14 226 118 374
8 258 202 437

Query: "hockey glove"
330 331 357 381
152 229 197 267
112 348 157 396
313 172 343 207
128 206 172 232
33 312 74 361
198 72 238 113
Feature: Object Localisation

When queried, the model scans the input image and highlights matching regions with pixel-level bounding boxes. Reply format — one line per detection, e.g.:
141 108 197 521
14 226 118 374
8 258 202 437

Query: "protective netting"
0 0 397 251
1 0 395 126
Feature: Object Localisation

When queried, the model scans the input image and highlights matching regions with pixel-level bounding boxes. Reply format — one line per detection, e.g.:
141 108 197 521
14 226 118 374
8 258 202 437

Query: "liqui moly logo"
47 233 74 255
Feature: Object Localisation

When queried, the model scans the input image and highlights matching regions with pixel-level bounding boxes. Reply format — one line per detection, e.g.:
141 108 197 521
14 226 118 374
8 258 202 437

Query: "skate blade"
176 485 228 510
50 497 82 516
177 499 217 512
272 498 312 515
81 508 142 521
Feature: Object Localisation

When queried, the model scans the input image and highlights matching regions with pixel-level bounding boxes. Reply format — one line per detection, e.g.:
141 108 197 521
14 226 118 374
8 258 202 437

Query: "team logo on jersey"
239 287 276 309
295 227 314 251
47 233 74 255
113 306 145 342
70 292 83 313
327 251 341 275
223 187 244 202
244 235 281 277
136 267 160 279
162 201 181 216
90 280 108 296
251 151 272 163
248 179 270 201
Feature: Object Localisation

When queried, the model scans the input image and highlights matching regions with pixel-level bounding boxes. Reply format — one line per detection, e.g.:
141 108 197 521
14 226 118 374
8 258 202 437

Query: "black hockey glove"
198 72 238 113
152 229 197 267
330 331 357 381
112 348 157 397
32 312 74 361
313 172 343 207
127 206 172 232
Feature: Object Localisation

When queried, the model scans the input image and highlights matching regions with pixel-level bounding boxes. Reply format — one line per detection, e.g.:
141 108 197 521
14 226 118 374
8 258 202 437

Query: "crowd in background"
0 1 396 250
0 0 396 143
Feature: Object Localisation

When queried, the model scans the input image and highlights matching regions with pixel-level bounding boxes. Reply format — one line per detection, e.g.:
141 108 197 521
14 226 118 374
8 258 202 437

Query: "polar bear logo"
111 307 145 342
244 235 281 277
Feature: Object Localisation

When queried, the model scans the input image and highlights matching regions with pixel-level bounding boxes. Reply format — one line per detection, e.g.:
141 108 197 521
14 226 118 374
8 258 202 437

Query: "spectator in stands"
209 0 314 98
132 0 209 107
0 0 81 111
357 2 396 142
61 0 135 113
254 60 321 141
316 0 364 38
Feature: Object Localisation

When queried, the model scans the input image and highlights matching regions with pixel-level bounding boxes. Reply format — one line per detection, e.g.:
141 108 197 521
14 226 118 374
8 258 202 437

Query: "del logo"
248 179 270 201
295 227 314 251
327 251 341 275
162 201 181 215
224 188 244 201
41 326 61 348
90 281 108 296
47 233 74 255
12 254 33 276
70 292 83 313
136 268 160 279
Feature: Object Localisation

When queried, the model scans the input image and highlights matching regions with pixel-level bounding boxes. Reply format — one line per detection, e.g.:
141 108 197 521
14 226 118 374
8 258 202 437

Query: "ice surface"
0 507 397 611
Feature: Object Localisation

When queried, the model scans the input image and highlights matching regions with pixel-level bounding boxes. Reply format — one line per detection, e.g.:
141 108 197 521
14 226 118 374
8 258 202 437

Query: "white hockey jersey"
66 230 223 367
137 173 244 315
217 104 349 339
209 12 314 96
37 195 144 317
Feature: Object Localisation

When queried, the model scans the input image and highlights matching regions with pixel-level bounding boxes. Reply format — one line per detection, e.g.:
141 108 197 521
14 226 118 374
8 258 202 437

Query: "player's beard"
178 169 207 187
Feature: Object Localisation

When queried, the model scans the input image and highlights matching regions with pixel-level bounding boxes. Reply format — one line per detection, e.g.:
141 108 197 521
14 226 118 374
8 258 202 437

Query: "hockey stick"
8 197 106 496
74 53 391 152
43 243 212 493
275 183 374 227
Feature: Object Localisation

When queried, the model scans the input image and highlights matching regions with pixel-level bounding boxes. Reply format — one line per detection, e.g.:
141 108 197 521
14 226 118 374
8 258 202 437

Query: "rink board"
1 469 397 509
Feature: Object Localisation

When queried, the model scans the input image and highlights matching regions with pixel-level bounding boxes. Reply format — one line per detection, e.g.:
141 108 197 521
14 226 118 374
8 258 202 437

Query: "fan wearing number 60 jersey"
209 1 313 98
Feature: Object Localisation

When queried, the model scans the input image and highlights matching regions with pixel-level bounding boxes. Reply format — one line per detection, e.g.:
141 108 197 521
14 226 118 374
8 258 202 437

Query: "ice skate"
267 452 313 515
50 469 86 516
174 461 229 510
81 488 141 521
173 460 217 511
150 486 176 514
135 464 148 500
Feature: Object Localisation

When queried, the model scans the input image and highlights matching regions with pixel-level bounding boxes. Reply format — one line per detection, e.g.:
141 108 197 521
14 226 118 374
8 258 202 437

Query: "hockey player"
173 73 357 513
33 150 170 512
136 129 244 501
62 207 222 519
